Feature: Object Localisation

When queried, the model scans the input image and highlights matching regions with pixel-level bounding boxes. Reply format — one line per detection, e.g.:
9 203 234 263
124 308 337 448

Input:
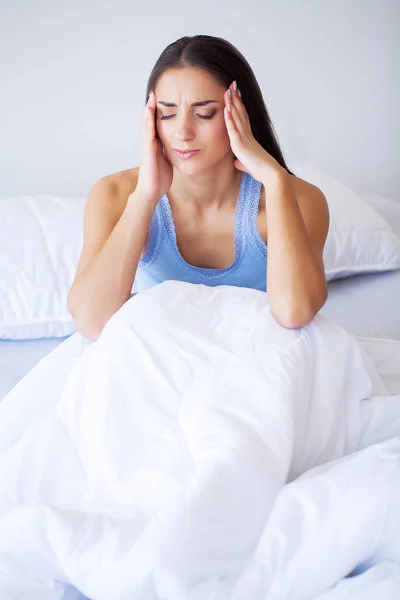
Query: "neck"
168 156 243 212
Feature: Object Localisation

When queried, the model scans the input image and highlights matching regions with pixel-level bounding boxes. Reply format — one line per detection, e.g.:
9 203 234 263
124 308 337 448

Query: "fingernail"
233 81 237 91
238 88 242 98
228 88 232 99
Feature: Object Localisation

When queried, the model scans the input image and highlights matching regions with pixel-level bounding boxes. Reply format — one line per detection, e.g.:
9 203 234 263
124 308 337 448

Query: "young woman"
68 34 329 341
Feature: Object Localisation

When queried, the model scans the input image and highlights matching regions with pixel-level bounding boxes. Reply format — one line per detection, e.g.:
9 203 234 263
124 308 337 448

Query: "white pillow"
292 164 400 281
1 169 400 340
361 194 400 239
0 195 85 340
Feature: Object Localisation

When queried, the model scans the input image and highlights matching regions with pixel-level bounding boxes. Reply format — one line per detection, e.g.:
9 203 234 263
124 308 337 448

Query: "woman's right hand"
135 90 173 204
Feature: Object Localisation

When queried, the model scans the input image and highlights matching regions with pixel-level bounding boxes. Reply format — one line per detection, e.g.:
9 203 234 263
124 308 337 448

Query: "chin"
173 160 207 175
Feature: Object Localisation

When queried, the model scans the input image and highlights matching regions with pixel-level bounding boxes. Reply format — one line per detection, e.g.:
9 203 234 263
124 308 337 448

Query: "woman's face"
154 67 232 173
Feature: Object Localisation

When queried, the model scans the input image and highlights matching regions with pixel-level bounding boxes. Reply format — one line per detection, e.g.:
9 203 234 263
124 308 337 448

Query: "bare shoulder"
111 166 140 191
259 173 326 208
70 167 140 285
289 173 328 207
289 174 330 255
83 166 140 225
291 170 329 212
103 166 140 205
291 174 329 226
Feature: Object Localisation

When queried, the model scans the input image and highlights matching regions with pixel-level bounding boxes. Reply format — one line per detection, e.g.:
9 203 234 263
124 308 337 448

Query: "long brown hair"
145 34 295 176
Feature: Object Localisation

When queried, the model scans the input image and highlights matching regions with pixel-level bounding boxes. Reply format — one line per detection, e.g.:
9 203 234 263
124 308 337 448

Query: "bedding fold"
0 281 399 599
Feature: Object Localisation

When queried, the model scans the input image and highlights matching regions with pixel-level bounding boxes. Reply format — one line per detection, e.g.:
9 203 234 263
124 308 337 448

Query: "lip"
173 149 201 159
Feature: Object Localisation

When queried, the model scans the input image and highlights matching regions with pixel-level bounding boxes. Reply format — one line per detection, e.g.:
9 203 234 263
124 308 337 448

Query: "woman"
68 34 329 342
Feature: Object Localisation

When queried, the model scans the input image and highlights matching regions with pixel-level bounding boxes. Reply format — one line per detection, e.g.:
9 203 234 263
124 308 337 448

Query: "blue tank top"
136 171 268 292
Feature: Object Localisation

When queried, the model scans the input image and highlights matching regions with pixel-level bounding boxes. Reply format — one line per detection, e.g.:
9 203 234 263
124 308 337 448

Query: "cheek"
205 117 229 141
211 117 231 148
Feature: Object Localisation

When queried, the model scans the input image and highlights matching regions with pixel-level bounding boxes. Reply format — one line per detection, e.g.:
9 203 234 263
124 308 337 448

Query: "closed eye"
160 112 216 121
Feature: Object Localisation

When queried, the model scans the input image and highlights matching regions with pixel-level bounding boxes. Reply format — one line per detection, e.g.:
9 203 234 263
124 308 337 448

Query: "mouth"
173 149 201 160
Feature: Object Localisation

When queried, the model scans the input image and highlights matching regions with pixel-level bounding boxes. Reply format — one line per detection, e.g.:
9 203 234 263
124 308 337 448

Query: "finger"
152 92 161 140
225 88 242 135
142 94 151 133
149 92 156 140
143 92 153 121
144 92 156 141
224 107 240 147
162 145 173 166
228 83 248 133
224 90 239 137
151 91 160 141
230 81 244 110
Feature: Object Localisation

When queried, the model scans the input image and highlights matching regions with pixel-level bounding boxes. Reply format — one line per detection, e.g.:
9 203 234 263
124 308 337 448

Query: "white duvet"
0 281 400 600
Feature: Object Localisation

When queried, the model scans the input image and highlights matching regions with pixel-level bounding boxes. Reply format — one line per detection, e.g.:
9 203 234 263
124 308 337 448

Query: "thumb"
234 158 248 173
160 144 173 166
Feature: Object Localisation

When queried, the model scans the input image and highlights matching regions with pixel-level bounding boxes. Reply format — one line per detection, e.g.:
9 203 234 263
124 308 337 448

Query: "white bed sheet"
321 267 400 340
1 268 400 402
0 336 69 401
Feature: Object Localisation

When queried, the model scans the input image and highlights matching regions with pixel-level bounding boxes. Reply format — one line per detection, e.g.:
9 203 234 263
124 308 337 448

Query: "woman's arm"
263 173 329 329
222 81 328 328
67 177 155 341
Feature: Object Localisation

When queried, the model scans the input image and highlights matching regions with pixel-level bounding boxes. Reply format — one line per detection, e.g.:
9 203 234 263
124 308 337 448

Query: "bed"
1 280 400 599
1 190 400 402
1 177 400 598
0 265 399 402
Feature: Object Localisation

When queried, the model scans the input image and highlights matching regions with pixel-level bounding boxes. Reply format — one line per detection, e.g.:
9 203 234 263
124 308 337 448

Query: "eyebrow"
157 100 219 107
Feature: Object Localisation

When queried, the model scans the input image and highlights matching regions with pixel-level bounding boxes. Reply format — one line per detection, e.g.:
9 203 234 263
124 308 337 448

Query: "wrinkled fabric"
0 281 399 600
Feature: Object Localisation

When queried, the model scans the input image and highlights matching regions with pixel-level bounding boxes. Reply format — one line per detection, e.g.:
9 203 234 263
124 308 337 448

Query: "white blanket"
0 281 400 600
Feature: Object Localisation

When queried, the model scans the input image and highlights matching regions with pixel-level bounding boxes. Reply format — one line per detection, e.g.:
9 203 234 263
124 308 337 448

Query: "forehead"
155 67 224 98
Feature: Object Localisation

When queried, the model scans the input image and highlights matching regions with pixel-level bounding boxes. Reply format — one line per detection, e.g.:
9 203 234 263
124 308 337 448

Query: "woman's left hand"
224 81 286 186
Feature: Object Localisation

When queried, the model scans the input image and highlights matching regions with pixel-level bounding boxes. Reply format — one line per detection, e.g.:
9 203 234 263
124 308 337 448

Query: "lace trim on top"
138 202 162 269
246 178 268 258
138 171 268 272
158 171 249 279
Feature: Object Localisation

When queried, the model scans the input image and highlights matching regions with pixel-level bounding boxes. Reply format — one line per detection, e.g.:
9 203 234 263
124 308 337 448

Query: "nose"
174 112 196 142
